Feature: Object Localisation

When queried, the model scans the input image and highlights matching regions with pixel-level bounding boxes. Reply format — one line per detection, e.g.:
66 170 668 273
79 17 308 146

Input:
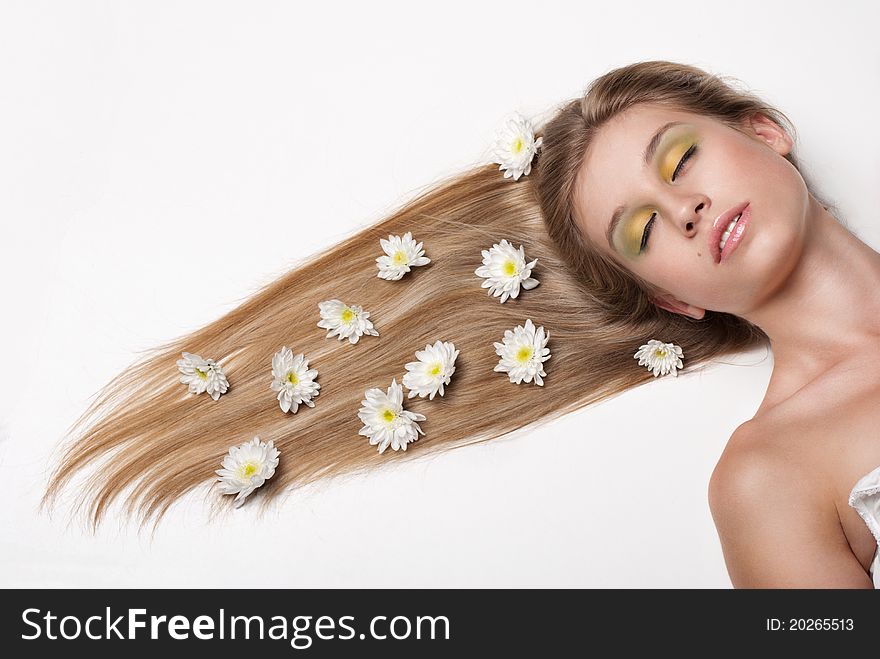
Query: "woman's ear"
747 113 793 157
651 292 706 320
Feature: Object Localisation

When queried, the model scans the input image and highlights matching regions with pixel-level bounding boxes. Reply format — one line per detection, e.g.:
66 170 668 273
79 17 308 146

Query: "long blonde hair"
42 60 835 532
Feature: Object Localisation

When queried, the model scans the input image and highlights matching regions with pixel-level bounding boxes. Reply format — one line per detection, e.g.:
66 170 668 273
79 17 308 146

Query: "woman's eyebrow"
605 120 684 249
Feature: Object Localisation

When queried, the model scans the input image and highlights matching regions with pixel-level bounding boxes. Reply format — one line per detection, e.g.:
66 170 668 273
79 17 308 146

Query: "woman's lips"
719 204 751 263
709 201 750 263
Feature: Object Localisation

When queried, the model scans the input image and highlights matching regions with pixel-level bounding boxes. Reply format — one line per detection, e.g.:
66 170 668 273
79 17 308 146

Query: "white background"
1 0 878 587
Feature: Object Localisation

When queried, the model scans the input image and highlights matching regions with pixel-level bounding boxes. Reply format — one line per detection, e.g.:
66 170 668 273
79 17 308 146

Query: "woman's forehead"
585 105 704 173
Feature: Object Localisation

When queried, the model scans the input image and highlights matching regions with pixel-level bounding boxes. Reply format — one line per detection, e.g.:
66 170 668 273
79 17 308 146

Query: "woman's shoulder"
708 414 840 537
708 419 816 506
709 360 880 585
707 421 872 587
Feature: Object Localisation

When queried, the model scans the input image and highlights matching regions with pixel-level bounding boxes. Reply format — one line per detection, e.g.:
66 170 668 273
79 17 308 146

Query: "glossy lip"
720 204 750 263
709 201 750 264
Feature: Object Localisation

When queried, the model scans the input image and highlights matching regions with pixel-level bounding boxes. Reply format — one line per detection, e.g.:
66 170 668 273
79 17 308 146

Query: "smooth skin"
573 102 880 587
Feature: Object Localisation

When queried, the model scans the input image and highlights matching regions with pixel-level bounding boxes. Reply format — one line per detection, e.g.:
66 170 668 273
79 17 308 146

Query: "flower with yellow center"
491 111 543 181
215 436 280 508
493 318 551 386
376 231 431 281
402 340 460 400
317 299 380 345
357 378 427 454
270 346 321 413
633 339 685 378
475 239 540 304
176 351 230 401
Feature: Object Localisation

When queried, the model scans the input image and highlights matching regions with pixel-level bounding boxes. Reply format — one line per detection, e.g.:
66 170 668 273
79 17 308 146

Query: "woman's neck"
741 196 880 389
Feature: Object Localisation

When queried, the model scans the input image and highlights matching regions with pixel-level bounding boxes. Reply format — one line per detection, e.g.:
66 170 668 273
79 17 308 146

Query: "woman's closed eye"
671 143 697 182
640 143 699 253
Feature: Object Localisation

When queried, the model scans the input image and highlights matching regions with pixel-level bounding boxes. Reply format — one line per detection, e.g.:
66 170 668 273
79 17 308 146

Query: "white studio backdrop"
1 0 878 587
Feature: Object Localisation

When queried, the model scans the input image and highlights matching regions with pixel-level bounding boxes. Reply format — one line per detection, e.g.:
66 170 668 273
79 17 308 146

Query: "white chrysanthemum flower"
475 239 540 304
491 111 543 181
270 346 321 414
215 436 280 508
634 339 685 378
493 318 551 386
317 299 380 345
357 378 426 454
376 231 431 281
176 351 230 401
402 340 459 400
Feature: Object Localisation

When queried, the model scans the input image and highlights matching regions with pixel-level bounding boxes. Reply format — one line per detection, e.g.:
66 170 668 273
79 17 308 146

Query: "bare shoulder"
707 421 872 588
708 420 789 505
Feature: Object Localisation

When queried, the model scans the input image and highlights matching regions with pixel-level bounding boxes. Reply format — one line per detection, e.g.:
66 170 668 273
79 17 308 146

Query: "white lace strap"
848 465 880 546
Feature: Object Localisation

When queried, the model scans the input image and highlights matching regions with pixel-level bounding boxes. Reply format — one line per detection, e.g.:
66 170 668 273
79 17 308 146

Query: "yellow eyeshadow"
657 128 700 181
615 209 654 257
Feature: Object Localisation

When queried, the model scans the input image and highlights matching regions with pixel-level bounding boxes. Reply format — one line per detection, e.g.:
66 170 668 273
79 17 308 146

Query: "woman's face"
572 103 808 318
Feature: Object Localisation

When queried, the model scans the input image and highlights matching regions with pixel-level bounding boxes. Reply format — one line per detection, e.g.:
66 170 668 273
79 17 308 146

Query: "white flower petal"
357 378 427 453
633 339 685 378
474 239 540 304
402 340 459 400
317 299 380 344
216 436 280 507
493 319 551 386
177 352 229 400
491 111 543 181
376 231 431 280
269 346 321 414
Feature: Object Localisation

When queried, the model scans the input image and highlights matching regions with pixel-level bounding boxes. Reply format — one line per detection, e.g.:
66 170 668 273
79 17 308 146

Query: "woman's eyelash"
640 143 699 253
640 213 656 252
671 143 697 181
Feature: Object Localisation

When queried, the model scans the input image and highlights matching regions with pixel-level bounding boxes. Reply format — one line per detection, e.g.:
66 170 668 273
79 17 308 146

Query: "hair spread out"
41 60 838 533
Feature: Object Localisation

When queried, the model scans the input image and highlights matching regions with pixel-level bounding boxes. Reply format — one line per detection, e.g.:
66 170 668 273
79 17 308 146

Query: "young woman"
43 60 880 588
552 66 880 588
